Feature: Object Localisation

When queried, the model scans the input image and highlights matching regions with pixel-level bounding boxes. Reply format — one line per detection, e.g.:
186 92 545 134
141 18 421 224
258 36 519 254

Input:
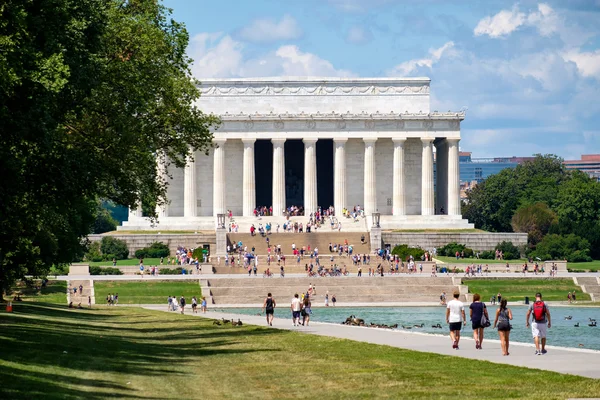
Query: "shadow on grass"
0 303 281 398
0 365 164 400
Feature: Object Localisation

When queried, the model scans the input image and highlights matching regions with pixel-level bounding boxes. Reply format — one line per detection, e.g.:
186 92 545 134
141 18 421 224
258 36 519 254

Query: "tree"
0 0 218 298
511 202 557 247
529 234 592 262
553 171 600 259
463 155 566 232
92 203 118 234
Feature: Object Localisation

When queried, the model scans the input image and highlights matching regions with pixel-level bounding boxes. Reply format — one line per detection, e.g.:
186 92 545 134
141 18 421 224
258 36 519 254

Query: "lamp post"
217 213 226 229
372 212 380 228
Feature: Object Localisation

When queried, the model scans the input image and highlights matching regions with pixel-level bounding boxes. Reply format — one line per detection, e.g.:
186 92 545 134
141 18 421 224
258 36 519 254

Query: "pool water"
217 306 600 351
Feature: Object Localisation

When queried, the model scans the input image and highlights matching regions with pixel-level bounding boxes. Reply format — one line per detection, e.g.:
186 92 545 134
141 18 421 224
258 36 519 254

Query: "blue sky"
163 0 600 159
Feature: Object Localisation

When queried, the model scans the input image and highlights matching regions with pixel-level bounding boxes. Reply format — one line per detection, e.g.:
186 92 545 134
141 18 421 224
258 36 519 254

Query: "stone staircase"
204 276 460 305
67 279 95 305
226 232 370 257
575 277 600 301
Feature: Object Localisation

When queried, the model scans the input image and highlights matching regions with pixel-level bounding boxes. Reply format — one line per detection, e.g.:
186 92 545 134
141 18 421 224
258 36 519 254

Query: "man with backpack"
526 292 552 355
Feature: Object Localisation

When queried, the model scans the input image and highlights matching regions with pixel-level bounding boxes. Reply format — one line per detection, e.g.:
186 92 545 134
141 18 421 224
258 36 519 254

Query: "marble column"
363 138 377 216
333 138 347 217
447 138 461 216
155 154 169 218
303 139 318 216
242 138 256 217
183 151 197 218
128 204 143 219
272 139 286 216
421 138 435 216
435 140 448 215
392 138 406 216
213 139 226 216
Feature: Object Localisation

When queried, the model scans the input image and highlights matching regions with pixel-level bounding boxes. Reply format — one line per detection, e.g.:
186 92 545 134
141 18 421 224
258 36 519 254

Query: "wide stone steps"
205 276 458 305
68 280 93 304
577 277 600 285
210 285 456 297
209 277 453 287
226 232 370 258
211 294 449 305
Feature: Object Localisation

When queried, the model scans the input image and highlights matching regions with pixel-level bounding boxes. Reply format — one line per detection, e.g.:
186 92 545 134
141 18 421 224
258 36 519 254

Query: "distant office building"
564 154 600 181
458 152 535 184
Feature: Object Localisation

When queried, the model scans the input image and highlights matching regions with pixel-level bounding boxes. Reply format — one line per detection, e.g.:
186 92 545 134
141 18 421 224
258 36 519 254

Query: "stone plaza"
121 77 473 232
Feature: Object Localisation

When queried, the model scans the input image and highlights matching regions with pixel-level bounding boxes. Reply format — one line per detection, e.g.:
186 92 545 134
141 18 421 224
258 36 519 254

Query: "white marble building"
121 77 473 231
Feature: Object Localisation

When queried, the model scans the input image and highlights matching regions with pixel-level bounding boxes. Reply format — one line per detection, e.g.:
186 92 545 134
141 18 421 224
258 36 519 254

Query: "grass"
6 280 67 304
392 229 485 233
105 230 207 234
1 304 600 399
93 281 202 304
88 258 164 267
462 278 591 302
435 256 525 264
568 260 600 272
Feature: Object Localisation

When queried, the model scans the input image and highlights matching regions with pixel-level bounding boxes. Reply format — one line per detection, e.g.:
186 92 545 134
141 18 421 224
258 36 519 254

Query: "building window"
387 198 392 206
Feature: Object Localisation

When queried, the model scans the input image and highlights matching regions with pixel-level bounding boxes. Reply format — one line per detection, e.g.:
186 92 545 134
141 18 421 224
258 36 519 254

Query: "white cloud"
188 33 355 79
474 3 558 38
562 49 600 79
387 42 455 76
474 5 526 38
274 45 356 77
346 26 373 45
238 15 302 43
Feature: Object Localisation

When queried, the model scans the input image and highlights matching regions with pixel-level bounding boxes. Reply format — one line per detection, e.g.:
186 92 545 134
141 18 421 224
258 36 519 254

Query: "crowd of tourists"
447 291 551 356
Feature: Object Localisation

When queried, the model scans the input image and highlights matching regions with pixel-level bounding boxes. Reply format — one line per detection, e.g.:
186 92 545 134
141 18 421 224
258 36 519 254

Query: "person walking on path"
324 293 329 307
291 293 302 327
331 294 336 307
201 296 207 313
526 292 551 355
469 293 489 350
446 292 466 350
302 295 312 326
180 295 186 314
493 299 513 356
262 292 276 326
192 296 198 313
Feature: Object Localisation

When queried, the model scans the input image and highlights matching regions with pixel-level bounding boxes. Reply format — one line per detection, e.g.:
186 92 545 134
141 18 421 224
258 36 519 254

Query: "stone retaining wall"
88 234 216 256
381 232 527 251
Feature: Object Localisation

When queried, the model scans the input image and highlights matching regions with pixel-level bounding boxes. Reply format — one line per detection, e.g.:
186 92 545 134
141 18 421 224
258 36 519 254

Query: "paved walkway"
59 272 600 280
144 305 600 379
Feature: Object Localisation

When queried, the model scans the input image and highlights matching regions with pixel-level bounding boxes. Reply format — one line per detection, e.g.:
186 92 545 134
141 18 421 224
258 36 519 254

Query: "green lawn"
393 229 485 233
94 281 202 304
1 304 599 399
6 280 67 304
568 260 600 272
105 230 203 234
88 257 163 266
462 278 591 302
435 256 525 264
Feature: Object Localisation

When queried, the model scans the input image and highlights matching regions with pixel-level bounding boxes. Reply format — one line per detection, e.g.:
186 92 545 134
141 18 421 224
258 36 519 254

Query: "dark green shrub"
192 247 209 260
85 241 103 262
49 264 69 275
530 234 592 262
391 244 425 261
479 250 495 259
135 242 170 259
495 241 520 260
437 243 474 258
90 266 123 275
159 267 183 275
100 237 129 260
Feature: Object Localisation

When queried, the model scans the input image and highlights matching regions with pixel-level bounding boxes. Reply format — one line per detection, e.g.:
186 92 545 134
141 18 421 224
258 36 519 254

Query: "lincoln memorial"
121 77 474 231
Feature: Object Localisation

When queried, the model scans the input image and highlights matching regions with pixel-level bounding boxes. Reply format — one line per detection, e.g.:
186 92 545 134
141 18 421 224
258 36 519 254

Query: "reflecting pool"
218 305 600 351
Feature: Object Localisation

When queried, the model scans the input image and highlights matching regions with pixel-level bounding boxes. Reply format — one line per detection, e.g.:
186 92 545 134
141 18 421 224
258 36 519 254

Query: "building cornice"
214 111 465 121
199 78 431 96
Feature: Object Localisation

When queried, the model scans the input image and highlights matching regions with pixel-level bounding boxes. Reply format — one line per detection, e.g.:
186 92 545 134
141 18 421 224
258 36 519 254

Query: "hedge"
134 242 170 259
391 244 425 261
